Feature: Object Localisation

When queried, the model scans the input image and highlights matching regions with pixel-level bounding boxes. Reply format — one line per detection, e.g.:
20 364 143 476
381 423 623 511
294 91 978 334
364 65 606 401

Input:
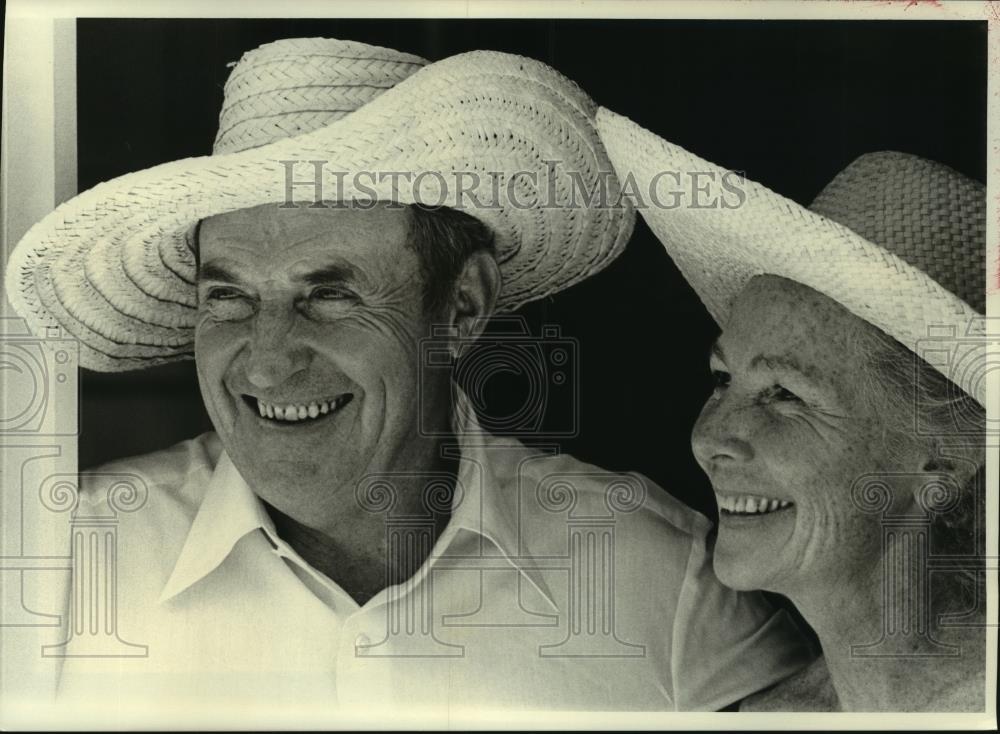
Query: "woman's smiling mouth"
716 493 794 517
242 393 354 424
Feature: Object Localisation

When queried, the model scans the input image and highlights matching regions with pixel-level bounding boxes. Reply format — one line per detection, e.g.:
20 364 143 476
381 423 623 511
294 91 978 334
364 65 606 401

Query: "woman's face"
691 275 927 594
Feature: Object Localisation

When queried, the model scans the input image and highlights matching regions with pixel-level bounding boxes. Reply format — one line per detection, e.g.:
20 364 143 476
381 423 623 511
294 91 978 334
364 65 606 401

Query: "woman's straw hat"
5 38 634 371
595 107 986 407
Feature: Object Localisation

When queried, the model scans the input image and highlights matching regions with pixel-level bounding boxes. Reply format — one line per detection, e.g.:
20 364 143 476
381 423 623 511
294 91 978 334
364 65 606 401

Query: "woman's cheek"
761 418 831 484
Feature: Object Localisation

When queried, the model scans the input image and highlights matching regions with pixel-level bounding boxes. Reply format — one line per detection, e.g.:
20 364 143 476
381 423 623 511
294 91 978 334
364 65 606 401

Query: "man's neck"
265 444 460 606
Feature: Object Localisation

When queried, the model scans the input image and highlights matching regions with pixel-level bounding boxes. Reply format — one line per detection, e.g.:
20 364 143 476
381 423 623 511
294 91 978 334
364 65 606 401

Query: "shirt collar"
158 450 278 603
159 388 556 609
441 390 556 608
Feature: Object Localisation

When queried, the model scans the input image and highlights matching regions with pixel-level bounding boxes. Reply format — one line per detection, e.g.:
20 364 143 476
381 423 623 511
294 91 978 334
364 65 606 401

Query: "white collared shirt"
51 402 811 724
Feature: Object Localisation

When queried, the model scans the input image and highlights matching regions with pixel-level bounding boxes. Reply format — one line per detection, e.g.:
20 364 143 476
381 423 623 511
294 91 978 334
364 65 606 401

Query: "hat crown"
809 151 985 313
213 37 429 155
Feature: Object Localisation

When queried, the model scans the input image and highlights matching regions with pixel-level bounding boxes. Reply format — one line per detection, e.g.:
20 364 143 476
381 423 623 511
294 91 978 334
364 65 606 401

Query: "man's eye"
202 288 254 321
302 286 357 320
772 385 802 403
206 287 243 300
310 286 351 300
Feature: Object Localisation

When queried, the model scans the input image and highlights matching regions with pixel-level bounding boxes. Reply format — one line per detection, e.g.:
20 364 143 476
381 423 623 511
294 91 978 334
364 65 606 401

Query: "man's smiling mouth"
242 394 354 424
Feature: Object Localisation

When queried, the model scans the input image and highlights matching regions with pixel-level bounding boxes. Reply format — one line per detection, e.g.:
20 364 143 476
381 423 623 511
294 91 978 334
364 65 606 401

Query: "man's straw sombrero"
595 108 986 407
5 38 634 372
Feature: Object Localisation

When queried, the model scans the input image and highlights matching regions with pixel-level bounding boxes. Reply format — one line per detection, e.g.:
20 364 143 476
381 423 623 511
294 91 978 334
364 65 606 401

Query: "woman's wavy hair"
852 321 986 619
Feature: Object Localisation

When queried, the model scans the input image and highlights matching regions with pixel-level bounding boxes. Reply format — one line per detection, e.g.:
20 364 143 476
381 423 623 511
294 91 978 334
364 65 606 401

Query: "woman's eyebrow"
749 353 820 381
710 341 819 382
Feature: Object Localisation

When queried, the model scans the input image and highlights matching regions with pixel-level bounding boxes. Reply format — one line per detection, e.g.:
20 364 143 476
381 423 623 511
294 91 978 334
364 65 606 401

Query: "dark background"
76 19 987 524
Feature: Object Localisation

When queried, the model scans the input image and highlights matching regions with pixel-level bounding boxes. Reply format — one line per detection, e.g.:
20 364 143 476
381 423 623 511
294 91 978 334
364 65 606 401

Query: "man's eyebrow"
299 263 363 287
197 262 241 283
196 261 367 287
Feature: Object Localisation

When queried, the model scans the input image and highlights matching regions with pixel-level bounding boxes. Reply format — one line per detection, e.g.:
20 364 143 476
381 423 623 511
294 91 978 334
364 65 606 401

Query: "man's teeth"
717 494 793 515
256 396 349 422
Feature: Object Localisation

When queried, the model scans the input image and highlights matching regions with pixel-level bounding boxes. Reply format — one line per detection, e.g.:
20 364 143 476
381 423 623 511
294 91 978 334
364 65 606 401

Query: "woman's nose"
691 397 754 469
245 306 310 389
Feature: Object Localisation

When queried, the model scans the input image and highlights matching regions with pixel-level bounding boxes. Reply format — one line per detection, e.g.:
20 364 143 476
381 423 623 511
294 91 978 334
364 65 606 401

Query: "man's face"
195 203 448 530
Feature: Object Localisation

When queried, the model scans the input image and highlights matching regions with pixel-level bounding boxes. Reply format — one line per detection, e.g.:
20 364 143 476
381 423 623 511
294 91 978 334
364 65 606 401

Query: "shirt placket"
332 603 397 711
263 528 400 710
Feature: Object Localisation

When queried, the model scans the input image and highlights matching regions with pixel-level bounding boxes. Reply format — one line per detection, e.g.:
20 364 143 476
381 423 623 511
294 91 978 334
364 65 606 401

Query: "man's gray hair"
405 204 497 315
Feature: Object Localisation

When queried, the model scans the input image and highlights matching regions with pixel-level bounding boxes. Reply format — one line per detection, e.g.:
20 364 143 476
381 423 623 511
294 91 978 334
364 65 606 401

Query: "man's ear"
446 250 501 357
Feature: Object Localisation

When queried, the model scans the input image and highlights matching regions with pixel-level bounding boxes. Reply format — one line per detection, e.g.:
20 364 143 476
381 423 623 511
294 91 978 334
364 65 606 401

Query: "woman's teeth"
255 395 352 422
717 494 793 516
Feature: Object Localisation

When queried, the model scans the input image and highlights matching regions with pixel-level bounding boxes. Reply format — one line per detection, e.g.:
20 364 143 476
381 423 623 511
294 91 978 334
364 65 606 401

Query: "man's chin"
222 432 337 486
232 454 353 510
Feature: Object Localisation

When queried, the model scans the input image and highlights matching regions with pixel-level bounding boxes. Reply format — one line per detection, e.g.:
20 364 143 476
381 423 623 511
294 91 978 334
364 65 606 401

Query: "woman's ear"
915 447 983 514
446 250 501 358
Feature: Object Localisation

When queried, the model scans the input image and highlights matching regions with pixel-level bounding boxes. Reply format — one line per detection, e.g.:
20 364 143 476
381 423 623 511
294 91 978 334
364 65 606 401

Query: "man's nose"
244 305 310 389
690 397 754 469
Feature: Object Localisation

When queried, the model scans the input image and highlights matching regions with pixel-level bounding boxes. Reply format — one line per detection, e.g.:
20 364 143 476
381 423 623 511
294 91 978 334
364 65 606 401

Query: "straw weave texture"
595 107 986 406
6 39 634 371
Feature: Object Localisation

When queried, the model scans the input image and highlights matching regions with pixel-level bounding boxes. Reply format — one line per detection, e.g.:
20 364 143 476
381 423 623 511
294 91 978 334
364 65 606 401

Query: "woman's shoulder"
740 656 839 712
740 646 984 712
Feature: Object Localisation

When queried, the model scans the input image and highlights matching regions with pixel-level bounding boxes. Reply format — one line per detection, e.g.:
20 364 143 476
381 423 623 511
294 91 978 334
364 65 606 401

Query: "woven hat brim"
5 51 635 372
595 107 985 407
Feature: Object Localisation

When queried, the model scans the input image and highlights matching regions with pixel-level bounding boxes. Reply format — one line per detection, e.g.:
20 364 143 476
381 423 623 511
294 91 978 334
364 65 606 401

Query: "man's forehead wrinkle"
288 251 404 294
198 204 422 303
270 230 411 286
202 207 337 247
202 231 335 257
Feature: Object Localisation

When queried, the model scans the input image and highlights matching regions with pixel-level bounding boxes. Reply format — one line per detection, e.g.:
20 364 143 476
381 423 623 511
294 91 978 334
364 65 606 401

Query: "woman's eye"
711 369 730 389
